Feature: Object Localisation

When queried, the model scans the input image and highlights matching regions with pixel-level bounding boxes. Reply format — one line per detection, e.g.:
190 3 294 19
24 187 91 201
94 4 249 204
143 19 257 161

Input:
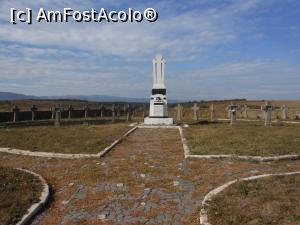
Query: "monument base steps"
144 117 173 125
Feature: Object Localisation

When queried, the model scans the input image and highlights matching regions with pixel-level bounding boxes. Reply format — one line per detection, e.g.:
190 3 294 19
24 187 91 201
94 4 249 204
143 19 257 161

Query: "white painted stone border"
15 168 50 225
97 126 138 157
186 154 300 162
282 121 300 124
200 171 300 225
178 126 191 156
218 118 300 124
0 126 138 159
0 148 99 159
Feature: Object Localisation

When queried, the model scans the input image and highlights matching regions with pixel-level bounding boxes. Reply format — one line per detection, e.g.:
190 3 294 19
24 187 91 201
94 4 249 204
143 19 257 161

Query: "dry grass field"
185 122 300 156
0 167 42 225
207 174 300 225
0 123 131 154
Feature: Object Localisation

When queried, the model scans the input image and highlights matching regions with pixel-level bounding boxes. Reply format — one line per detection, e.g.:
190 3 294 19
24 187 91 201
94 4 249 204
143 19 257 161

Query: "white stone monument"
192 103 199 121
210 104 216 122
281 104 288 120
144 54 173 125
227 102 237 125
261 101 274 126
242 104 249 119
177 104 182 121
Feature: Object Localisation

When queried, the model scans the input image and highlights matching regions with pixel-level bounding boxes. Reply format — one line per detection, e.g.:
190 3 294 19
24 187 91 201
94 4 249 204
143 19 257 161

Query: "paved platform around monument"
1 128 300 225
144 117 174 125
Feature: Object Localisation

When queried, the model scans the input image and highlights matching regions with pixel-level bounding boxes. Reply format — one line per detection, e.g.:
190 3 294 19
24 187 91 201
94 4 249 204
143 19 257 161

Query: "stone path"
1 128 300 225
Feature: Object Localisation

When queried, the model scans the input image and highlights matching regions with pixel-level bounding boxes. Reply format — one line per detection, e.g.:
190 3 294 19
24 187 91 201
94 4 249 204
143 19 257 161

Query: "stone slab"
144 117 173 125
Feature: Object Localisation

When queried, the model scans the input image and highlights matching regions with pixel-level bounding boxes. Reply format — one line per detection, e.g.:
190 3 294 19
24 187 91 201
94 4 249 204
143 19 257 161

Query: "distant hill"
0 92 38 100
0 92 157 103
42 95 150 103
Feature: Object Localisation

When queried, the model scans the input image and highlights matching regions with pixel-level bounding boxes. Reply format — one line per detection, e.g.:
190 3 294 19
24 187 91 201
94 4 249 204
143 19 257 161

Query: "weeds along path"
0 128 300 225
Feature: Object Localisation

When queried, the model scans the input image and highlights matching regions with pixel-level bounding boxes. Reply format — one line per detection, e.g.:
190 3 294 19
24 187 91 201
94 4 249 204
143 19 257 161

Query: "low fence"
0 104 147 124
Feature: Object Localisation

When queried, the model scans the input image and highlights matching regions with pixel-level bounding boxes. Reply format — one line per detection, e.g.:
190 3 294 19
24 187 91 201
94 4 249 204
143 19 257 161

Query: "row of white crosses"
227 101 275 126
261 101 275 126
176 103 216 122
177 102 234 123
176 101 290 126
177 101 288 126
227 102 238 126
236 103 288 121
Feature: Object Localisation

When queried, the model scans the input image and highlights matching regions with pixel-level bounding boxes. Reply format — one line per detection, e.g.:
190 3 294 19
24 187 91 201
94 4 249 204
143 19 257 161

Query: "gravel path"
1 128 300 225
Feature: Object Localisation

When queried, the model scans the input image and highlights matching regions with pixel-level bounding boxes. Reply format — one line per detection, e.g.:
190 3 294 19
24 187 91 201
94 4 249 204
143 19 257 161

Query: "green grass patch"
207 174 300 225
0 167 42 225
185 122 300 156
0 123 131 154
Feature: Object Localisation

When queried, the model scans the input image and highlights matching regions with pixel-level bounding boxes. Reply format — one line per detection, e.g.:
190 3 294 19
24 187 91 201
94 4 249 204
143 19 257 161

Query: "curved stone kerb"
15 168 50 225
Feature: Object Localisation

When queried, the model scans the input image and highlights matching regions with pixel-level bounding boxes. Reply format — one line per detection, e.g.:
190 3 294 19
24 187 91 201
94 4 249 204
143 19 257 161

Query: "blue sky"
0 0 299 100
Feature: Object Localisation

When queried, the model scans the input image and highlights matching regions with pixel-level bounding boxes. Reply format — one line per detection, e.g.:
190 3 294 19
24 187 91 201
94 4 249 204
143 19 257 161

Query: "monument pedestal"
144 117 173 125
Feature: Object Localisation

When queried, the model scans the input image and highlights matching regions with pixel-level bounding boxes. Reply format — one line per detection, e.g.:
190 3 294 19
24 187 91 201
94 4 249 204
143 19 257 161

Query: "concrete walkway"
1 128 300 225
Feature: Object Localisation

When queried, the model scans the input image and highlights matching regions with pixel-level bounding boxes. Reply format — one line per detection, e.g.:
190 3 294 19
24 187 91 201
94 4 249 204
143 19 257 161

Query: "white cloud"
187 60 278 78
0 0 265 60
167 60 300 100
